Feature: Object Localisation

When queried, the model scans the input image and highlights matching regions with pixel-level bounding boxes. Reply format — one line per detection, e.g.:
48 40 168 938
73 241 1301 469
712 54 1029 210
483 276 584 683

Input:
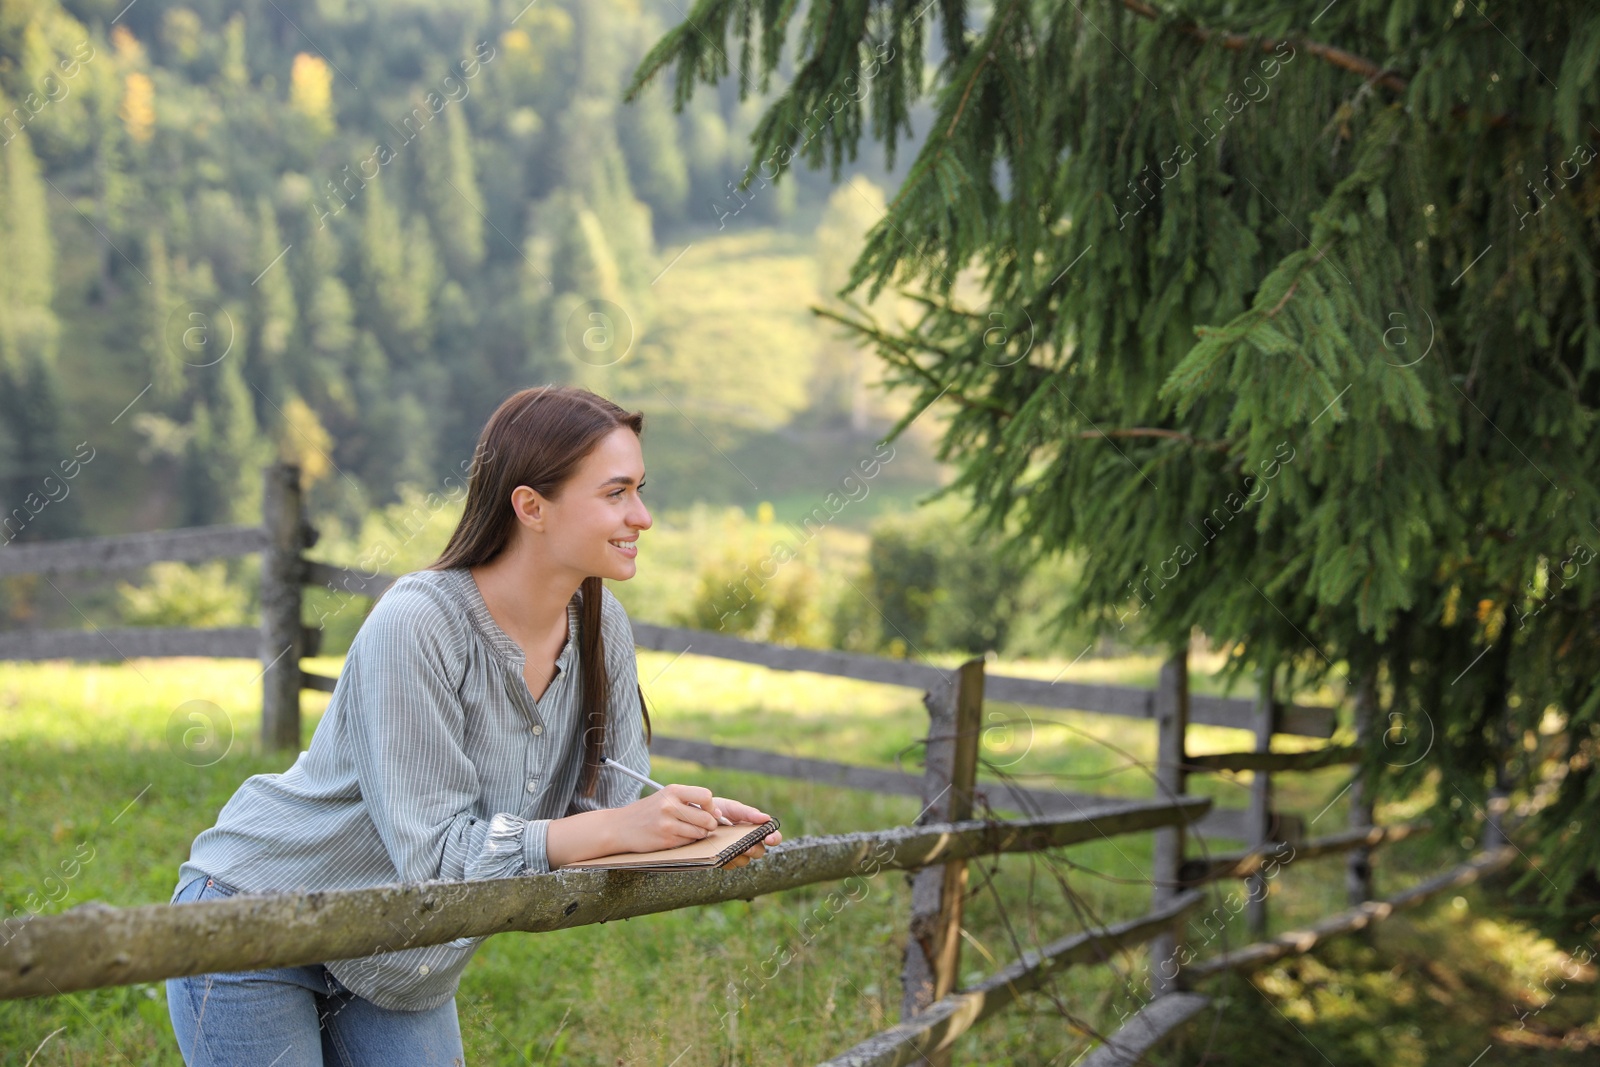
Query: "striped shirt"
175 566 650 1011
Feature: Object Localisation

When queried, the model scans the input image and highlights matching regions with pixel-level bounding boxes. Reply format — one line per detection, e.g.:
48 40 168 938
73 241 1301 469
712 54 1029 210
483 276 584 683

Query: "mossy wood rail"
0 796 1210 1001
819 890 1207 1067
1186 846 1517 978
1177 822 1428 887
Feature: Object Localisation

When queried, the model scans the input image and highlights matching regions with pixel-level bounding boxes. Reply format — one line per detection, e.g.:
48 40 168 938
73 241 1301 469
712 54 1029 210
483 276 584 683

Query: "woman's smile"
608 537 638 558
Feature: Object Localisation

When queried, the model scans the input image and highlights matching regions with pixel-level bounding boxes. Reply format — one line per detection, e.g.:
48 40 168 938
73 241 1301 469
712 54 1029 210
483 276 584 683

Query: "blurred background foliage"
0 0 939 530
0 0 1096 665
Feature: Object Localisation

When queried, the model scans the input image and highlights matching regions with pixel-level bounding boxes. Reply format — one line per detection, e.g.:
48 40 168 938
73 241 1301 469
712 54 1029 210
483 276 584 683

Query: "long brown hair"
428 385 651 799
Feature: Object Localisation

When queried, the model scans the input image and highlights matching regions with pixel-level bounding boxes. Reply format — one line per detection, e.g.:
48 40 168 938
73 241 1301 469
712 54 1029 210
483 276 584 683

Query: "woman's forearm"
544 808 622 869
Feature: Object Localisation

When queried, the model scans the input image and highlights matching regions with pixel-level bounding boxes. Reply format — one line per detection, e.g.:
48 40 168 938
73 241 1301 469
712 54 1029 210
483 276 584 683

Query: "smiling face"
516 426 651 581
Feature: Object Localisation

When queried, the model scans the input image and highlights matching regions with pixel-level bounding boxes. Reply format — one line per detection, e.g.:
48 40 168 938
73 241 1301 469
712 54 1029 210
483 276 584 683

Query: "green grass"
2 653 1595 1065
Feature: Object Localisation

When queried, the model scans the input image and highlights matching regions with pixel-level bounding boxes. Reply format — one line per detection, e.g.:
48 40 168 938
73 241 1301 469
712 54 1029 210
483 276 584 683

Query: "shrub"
116 561 254 628
673 503 830 646
853 496 1032 657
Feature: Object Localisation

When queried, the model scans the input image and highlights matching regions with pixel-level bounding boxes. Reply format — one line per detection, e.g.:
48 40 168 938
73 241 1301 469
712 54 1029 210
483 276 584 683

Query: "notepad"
556 818 781 871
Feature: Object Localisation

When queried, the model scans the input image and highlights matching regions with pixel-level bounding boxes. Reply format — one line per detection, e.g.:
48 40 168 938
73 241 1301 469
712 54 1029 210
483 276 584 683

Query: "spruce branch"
945 1 1020 137
1115 0 1409 93
819 306 1236 454
1072 427 1232 451
1118 0 1519 129
811 304 1015 416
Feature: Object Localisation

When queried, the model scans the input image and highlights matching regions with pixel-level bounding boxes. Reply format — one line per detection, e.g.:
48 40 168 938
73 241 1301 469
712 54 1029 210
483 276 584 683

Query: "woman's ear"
510 485 546 529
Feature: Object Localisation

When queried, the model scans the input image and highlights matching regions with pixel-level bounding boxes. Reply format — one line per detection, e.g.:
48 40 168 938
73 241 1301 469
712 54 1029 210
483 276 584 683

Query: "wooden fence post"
1484 713 1517 851
901 656 985 1051
1149 644 1189 995
1346 670 1377 905
260 462 312 751
1244 667 1276 937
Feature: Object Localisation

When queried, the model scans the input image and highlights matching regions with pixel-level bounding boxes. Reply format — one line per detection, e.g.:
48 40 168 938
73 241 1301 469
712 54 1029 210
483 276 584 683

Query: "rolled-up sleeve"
339 584 545 882
565 591 650 816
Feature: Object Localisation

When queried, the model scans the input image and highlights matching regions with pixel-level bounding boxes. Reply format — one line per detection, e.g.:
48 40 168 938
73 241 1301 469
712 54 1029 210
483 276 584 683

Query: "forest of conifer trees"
0 0 920 547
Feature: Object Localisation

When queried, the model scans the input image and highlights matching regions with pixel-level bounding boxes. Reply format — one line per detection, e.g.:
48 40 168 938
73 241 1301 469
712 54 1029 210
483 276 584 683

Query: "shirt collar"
445 566 580 674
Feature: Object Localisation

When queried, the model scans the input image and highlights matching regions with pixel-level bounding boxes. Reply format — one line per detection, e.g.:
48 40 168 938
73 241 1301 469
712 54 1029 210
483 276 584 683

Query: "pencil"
601 756 734 824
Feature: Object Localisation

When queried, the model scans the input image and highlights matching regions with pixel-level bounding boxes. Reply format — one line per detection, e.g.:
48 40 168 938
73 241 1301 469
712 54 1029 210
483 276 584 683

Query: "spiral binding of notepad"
716 817 780 866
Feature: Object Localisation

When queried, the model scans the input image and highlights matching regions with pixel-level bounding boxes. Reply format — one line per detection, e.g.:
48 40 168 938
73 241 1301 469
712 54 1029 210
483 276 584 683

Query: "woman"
166 385 782 1066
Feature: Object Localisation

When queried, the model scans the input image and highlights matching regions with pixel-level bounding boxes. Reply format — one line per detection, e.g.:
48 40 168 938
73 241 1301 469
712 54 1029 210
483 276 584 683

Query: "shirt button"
531 724 543 735
418 964 430 976
525 779 538 793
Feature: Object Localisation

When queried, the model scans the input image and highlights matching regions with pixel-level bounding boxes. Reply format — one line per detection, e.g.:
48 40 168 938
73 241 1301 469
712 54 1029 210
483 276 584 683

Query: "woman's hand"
712 796 783 869
608 783 721 854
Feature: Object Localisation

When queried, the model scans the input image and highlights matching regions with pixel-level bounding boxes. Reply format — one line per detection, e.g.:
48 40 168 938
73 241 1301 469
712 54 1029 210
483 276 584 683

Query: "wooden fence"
0 462 1513 1063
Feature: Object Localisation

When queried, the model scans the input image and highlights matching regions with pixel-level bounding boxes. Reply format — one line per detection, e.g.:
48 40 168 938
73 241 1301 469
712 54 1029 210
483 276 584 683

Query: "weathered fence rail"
633 621 1335 738
0 462 1508 1062
650 735 1268 842
822 891 1208 1067
0 797 1209 1000
0 626 260 661
1184 745 1360 773
1179 822 1428 886
0 523 267 577
1079 991 1215 1067
1187 846 1516 978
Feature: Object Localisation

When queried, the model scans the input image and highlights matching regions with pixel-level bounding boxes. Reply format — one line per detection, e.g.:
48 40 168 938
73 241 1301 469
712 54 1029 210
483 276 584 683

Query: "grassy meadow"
4 646 1596 1065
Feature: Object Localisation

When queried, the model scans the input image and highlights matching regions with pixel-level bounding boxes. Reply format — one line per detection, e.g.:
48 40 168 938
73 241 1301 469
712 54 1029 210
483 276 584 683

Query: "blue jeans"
166 873 465 1066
